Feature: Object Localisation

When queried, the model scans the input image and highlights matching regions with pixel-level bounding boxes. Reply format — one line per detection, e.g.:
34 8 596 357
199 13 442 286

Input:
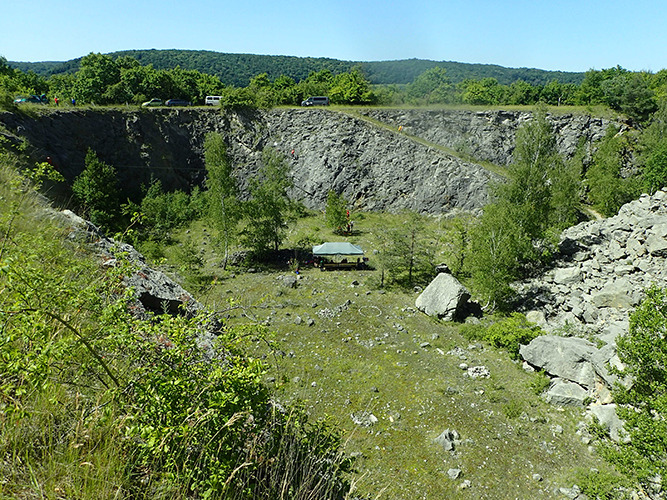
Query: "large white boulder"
416 273 471 321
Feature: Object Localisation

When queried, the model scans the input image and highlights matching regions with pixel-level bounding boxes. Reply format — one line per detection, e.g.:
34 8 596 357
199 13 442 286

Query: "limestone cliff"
0 107 613 214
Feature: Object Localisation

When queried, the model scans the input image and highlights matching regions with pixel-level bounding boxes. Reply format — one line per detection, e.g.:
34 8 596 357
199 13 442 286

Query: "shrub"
572 468 630 500
484 313 542 359
528 371 552 395
460 313 541 360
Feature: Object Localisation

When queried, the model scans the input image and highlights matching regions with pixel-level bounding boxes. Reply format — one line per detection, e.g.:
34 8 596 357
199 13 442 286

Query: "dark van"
301 96 330 106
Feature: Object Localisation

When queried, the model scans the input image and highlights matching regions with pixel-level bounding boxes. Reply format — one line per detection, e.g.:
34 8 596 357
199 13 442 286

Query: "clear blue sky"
3 0 667 73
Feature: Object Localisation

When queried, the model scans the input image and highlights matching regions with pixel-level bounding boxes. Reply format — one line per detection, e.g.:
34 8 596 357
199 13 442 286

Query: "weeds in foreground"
0 159 354 499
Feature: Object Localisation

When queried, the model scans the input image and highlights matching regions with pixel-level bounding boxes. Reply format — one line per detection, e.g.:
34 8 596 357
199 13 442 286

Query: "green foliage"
440 215 470 277
465 105 580 309
406 66 453 104
72 149 122 231
460 313 541 360
585 126 642 217
572 468 630 500
460 78 503 105
136 179 204 241
205 132 240 268
72 53 121 104
8 49 667 112
466 201 530 308
375 211 436 289
528 371 552 395
0 159 352 499
218 86 258 110
642 141 667 194
241 149 297 257
324 190 348 234
329 66 376 105
639 102 667 194
601 286 667 488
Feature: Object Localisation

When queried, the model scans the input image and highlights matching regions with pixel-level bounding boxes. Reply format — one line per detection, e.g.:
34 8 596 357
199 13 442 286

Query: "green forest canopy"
9 48 585 87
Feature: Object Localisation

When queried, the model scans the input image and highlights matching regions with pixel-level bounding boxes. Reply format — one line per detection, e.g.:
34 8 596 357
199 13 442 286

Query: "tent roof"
312 242 364 256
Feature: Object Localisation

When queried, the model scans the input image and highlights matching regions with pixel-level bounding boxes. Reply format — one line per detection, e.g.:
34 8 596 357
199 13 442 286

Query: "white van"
301 96 330 107
205 95 222 106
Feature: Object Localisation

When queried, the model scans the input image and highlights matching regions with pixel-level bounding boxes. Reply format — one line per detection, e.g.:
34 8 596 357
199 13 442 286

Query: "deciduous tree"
72 149 121 230
325 190 348 234
205 132 240 268
241 149 296 257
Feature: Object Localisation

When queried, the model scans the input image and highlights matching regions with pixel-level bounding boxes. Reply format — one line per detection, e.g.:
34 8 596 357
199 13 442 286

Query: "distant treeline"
1 52 665 122
9 49 584 87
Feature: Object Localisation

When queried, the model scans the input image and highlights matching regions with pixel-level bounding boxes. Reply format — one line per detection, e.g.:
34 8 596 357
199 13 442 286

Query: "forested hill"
8 49 584 87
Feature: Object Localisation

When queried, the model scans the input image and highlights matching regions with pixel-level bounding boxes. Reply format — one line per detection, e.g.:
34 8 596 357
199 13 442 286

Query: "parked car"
141 98 163 107
205 95 222 105
14 94 47 104
301 96 330 106
165 99 192 107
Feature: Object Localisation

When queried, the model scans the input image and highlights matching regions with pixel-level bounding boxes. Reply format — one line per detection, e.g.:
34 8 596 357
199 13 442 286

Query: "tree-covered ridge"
3 50 664 113
9 48 584 86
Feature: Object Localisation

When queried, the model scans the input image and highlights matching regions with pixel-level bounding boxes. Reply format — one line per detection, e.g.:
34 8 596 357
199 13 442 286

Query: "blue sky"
3 0 667 73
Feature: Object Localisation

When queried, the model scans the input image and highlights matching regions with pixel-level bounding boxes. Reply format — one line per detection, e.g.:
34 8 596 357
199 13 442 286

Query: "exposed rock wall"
359 109 614 166
0 107 614 214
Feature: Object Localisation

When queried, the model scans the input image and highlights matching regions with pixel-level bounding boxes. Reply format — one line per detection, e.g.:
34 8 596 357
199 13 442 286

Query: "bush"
572 468 630 500
528 371 551 395
0 160 352 499
138 179 204 241
460 313 541 360
602 286 667 488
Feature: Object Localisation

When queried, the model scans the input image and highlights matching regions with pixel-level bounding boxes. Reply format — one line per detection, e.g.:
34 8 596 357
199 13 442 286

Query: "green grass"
155 212 619 499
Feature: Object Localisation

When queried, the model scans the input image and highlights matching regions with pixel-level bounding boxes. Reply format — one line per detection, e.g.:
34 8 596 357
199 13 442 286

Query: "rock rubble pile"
516 190 667 416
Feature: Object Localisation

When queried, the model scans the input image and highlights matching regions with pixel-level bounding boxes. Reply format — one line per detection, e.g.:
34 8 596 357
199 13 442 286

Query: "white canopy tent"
312 242 364 258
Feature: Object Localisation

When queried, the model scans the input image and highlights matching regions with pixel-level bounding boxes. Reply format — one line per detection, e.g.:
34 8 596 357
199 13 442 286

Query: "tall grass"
0 153 354 499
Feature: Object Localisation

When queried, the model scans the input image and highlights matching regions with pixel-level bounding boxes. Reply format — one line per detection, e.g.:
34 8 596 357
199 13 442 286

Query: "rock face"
0 108 614 216
359 109 614 166
416 273 471 321
57 209 202 317
516 190 667 406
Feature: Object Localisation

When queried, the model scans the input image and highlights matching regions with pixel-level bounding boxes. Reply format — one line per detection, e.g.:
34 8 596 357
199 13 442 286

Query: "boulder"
545 378 588 407
588 404 628 443
519 336 599 389
434 429 461 451
415 273 471 321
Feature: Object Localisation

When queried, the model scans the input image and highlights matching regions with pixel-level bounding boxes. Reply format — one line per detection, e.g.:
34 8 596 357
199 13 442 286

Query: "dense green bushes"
459 313 541 359
0 156 352 499
4 51 667 112
599 286 667 490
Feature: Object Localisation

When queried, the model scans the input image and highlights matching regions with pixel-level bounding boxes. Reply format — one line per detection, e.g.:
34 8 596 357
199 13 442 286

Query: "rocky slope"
359 108 615 166
0 107 614 214
512 190 667 441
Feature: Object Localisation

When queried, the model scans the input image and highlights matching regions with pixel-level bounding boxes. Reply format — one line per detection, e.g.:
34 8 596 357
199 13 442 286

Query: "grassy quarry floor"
162 215 617 499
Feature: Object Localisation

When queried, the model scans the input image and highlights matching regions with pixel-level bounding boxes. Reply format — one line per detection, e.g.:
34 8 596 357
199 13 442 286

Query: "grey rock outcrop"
359 109 613 166
0 108 618 217
416 273 471 321
57 209 203 317
516 189 667 406
517 190 667 336
0 108 497 216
